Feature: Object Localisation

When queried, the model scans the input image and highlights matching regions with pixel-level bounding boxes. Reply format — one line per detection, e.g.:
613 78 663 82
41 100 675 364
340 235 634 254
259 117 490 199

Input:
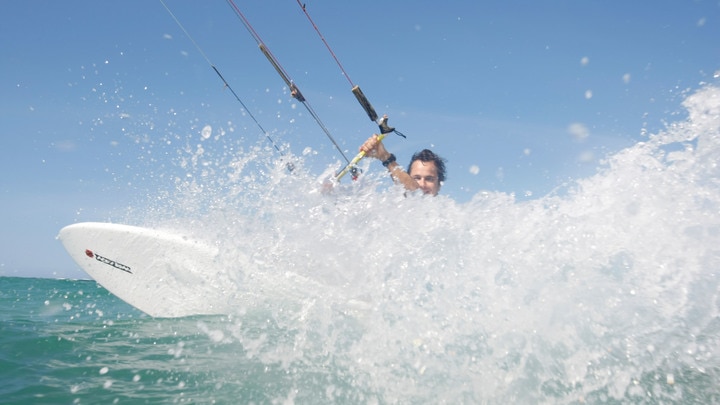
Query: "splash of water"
131 86 719 403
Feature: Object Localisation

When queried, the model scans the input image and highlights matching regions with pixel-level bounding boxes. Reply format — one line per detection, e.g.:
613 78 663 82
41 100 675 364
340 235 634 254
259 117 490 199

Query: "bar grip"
352 85 379 122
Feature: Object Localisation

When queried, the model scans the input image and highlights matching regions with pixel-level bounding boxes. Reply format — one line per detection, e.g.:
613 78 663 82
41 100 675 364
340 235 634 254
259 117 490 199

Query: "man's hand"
359 134 391 161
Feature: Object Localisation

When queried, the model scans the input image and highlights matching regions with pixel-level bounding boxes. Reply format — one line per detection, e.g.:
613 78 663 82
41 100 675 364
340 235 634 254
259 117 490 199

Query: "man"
359 134 446 196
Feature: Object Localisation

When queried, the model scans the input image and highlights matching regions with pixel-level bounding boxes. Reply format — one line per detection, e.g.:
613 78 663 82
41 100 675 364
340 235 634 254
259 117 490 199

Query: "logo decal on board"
85 249 133 274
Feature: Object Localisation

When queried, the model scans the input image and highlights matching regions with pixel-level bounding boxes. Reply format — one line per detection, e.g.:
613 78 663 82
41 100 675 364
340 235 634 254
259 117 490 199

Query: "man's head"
407 149 446 196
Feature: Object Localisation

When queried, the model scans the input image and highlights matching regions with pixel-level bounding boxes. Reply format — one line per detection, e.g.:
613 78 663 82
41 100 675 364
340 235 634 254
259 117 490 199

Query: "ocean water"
3 85 720 404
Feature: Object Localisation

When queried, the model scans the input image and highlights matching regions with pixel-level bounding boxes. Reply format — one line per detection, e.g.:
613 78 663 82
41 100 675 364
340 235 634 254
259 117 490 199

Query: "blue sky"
1 1 718 278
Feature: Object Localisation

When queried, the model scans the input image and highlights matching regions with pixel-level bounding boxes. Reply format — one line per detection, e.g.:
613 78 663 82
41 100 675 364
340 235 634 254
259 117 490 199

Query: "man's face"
409 160 441 196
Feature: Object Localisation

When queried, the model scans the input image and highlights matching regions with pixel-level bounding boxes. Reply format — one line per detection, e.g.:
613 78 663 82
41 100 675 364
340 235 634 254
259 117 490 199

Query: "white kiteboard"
58 222 232 318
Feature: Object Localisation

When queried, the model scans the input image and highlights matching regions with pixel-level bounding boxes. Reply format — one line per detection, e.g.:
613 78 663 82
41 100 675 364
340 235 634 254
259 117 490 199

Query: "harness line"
225 0 353 167
294 1 407 139
158 0 292 170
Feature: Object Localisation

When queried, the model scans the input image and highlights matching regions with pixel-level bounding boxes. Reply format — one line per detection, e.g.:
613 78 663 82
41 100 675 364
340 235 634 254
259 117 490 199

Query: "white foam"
144 85 720 402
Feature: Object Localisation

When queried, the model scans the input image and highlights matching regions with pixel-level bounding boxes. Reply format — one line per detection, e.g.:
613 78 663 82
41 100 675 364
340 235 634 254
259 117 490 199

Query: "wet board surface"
58 222 230 318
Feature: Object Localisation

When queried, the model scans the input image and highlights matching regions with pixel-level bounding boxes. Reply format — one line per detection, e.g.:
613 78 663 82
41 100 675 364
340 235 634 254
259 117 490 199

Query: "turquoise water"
3 86 720 404
2 274 719 404
1 277 368 404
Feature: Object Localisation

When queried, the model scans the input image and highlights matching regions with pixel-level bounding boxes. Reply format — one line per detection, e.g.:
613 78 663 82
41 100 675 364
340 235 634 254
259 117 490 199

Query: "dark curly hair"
408 149 446 182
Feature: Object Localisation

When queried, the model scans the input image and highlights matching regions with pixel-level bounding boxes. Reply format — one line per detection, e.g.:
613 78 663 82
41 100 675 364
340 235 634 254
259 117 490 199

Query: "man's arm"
359 134 419 192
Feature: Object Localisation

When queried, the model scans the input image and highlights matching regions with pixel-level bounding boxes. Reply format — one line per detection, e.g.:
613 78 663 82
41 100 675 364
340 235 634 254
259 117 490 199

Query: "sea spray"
116 85 720 403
